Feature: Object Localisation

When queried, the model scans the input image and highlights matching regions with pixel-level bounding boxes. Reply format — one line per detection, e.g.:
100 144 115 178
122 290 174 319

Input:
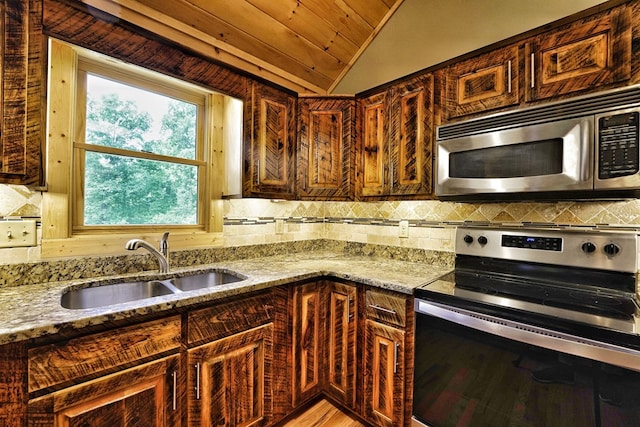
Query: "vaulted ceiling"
80 0 609 95
80 0 403 94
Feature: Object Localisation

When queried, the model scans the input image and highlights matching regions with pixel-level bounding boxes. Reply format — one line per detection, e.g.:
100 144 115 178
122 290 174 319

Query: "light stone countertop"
0 250 452 345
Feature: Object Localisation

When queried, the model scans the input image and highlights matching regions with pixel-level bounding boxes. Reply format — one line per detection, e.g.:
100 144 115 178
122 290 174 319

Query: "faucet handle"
160 232 169 257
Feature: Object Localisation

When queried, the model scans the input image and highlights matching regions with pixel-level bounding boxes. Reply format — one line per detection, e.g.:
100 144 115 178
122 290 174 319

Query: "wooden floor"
280 399 368 427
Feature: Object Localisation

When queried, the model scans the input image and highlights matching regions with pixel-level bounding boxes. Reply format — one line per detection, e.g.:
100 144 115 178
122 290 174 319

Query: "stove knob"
603 243 620 256
477 236 488 245
463 235 474 244
581 242 596 254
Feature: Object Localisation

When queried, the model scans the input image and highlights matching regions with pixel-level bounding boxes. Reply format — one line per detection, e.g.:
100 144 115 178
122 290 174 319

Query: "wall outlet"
0 220 37 248
275 219 285 235
398 220 409 238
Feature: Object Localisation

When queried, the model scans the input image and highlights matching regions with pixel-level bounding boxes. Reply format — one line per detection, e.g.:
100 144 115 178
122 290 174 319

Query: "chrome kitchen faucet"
125 232 170 273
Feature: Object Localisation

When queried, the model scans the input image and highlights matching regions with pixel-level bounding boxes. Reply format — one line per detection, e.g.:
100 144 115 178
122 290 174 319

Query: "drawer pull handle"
172 371 177 411
195 363 201 400
368 304 397 315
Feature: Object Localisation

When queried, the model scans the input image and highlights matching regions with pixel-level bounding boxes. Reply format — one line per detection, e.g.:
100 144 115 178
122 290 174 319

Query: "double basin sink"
61 270 245 309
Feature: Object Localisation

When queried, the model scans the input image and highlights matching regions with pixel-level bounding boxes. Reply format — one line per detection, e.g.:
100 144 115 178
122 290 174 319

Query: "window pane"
85 74 197 159
83 152 198 225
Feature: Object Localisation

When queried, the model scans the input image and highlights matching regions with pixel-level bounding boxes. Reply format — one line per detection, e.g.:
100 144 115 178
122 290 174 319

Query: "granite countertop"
0 250 452 345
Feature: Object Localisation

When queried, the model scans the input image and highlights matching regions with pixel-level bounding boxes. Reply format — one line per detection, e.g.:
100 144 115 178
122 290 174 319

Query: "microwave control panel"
598 111 639 179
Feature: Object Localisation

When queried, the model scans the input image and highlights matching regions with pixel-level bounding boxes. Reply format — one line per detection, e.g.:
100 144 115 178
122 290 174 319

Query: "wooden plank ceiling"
80 0 404 94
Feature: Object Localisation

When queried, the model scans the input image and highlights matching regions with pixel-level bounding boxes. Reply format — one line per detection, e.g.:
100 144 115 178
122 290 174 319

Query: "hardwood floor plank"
280 399 368 427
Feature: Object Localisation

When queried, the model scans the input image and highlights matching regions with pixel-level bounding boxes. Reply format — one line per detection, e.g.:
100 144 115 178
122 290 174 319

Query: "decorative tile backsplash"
6 183 640 266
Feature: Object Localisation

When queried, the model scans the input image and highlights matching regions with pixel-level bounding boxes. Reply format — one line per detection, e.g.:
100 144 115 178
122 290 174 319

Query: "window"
75 61 205 227
43 39 241 256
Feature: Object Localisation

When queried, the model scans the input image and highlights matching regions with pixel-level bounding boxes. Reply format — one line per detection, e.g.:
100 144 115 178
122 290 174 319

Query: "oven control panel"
456 227 638 273
501 235 562 251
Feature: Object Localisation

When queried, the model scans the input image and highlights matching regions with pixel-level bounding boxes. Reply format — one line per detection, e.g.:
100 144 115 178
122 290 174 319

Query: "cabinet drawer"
28 316 181 394
365 290 407 327
187 292 274 345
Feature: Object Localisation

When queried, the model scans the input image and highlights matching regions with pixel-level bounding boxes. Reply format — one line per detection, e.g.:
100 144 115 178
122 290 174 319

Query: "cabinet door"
298 97 355 200
244 82 296 198
358 91 389 197
0 0 44 185
323 281 357 407
188 323 273 427
292 282 323 406
389 74 434 196
443 44 519 120
363 320 405 427
28 355 181 427
527 4 631 101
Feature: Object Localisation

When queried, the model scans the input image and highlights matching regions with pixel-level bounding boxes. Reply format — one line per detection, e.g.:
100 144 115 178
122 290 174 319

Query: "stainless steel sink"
168 271 244 291
61 280 174 309
61 270 246 309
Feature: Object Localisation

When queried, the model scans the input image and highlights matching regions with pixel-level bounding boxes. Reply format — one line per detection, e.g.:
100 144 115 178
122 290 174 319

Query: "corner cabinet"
243 81 297 199
357 74 434 199
323 281 357 408
526 3 632 102
292 280 357 409
292 282 323 406
0 0 44 186
442 44 520 121
297 97 355 200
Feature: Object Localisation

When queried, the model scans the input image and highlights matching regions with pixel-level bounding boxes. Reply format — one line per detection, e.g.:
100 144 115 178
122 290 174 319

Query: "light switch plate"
0 220 37 248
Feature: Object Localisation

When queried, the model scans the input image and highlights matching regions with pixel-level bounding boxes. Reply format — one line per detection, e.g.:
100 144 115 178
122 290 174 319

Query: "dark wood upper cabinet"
526 3 632 102
443 44 520 120
244 81 297 199
357 74 434 199
0 0 44 186
297 97 355 200
389 74 434 196
357 91 388 198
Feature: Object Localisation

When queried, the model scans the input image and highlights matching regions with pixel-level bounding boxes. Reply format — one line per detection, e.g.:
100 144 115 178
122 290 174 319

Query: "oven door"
436 116 593 197
412 299 640 427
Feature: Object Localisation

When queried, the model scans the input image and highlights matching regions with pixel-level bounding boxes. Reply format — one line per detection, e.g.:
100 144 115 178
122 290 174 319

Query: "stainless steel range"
412 226 640 427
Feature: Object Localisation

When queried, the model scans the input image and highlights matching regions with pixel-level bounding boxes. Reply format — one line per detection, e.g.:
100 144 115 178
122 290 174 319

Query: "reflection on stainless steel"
453 287 637 334
413 226 640 427
416 299 640 372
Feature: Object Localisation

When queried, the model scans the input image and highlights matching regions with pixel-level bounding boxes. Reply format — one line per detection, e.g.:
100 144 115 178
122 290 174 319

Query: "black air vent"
437 85 640 140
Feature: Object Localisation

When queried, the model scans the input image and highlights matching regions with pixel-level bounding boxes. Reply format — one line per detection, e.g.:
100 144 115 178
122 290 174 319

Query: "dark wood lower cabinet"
292 281 412 427
363 320 405 427
324 281 357 408
292 282 324 406
187 324 274 427
8 284 412 427
28 355 181 427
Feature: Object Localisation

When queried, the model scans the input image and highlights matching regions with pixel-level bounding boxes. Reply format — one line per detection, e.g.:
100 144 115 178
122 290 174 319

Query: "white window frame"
42 39 230 257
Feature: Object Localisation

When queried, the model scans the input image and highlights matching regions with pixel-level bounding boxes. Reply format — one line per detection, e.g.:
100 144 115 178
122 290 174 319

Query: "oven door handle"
415 299 640 372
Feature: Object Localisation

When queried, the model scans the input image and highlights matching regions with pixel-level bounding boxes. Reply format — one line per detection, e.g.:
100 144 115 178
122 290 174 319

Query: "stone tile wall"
5 183 640 266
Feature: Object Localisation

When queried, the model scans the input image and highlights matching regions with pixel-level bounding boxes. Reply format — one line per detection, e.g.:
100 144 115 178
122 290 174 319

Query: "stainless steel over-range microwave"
436 85 640 200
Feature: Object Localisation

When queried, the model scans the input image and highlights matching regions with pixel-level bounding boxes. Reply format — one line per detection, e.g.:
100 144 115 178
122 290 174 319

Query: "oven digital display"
502 235 562 251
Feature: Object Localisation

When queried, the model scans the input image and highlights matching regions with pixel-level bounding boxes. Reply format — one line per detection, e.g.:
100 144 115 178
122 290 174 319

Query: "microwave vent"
437 85 640 140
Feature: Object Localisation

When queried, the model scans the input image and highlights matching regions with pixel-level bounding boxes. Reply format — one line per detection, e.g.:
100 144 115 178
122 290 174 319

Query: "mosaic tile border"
224 216 640 231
